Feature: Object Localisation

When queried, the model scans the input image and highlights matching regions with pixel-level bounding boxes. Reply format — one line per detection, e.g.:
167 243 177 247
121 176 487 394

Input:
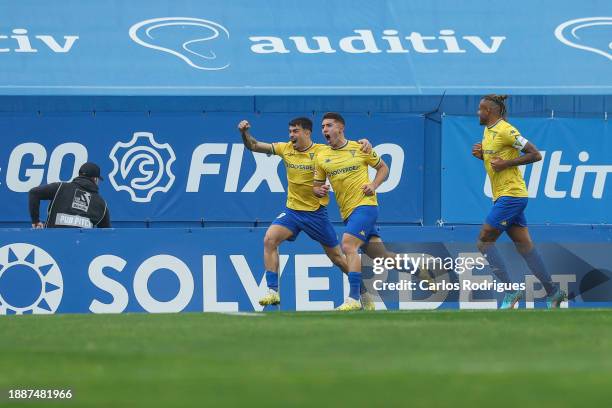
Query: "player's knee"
263 233 280 251
341 241 359 255
476 229 497 247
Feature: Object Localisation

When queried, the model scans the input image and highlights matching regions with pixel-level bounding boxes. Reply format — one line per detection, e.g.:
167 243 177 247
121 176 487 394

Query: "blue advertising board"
0 112 424 223
1 1 611 95
0 226 610 314
442 116 612 224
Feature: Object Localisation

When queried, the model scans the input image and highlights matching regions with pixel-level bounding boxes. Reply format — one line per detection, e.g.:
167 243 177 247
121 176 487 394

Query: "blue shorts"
343 205 380 243
485 196 528 232
272 206 339 248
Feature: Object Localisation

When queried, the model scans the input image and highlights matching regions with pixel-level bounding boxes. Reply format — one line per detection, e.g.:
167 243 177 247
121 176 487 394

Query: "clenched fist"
238 120 251 132
314 184 330 198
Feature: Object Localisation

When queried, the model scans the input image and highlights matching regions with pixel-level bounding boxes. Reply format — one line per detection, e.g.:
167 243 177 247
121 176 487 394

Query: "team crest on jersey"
325 158 332 163
309 153 315 160
350 150 356 157
500 220 508 226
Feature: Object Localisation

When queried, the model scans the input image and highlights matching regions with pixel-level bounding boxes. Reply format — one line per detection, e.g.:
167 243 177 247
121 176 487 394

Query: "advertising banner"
0 113 423 223
1 226 610 314
2 1 612 95
442 116 612 224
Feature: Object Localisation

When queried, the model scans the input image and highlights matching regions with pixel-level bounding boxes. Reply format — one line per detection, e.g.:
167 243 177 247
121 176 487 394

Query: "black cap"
79 162 104 180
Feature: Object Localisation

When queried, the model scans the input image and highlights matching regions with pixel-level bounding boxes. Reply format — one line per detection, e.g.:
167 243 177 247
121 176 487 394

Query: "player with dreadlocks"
472 95 567 309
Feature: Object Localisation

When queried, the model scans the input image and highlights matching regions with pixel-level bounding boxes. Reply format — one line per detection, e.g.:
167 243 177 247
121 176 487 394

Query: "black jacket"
28 177 111 228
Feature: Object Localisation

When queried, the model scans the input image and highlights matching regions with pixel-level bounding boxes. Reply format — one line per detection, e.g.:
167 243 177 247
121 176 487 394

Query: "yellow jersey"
482 119 529 201
271 141 329 211
314 140 381 220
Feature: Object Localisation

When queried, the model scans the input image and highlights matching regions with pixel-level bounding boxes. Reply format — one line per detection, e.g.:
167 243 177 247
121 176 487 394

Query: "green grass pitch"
1 310 611 407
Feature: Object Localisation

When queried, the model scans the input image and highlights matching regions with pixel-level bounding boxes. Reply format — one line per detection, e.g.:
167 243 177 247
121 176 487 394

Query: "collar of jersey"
487 118 504 129
331 140 349 150
295 142 315 152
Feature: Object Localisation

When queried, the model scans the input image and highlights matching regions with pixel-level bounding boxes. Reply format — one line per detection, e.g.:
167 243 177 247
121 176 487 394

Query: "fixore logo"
555 17 612 61
1 140 404 195
129 17 506 70
129 17 230 70
109 132 176 203
0 243 63 315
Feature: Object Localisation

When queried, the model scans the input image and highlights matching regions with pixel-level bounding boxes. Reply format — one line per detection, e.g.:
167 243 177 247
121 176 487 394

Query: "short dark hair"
482 94 508 118
288 117 312 132
322 112 345 125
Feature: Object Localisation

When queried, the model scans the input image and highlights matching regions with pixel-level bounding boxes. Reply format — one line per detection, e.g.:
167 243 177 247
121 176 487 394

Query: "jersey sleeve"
270 142 288 158
313 155 327 182
502 125 529 151
365 149 382 167
28 182 61 224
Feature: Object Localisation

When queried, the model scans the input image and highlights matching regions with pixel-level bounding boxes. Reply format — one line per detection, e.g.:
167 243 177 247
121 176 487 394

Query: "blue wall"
1 225 610 314
1 95 610 227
